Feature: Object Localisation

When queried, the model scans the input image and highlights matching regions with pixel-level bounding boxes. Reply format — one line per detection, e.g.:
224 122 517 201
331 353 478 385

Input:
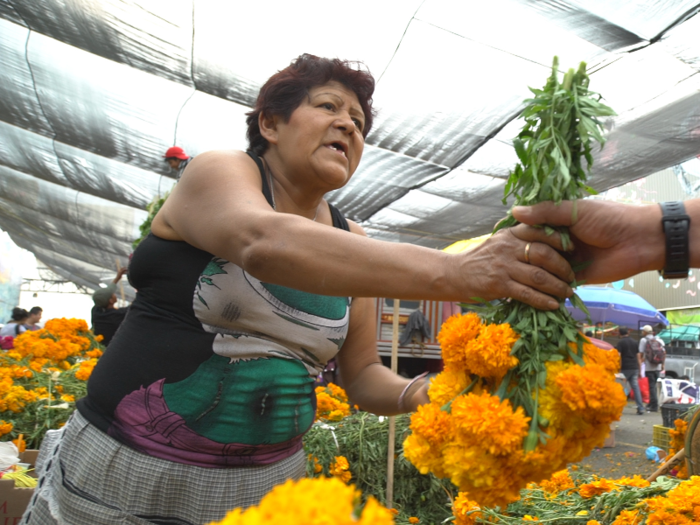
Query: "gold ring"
524 242 532 264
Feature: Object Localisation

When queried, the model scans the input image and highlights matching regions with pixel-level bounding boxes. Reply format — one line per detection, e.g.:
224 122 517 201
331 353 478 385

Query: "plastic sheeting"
1 0 700 298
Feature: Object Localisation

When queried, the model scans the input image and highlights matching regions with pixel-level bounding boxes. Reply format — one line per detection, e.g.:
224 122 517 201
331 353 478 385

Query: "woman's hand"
453 224 575 310
512 199 667 284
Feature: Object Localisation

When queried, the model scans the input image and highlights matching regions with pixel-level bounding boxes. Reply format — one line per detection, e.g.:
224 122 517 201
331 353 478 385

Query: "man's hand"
512 200 665 284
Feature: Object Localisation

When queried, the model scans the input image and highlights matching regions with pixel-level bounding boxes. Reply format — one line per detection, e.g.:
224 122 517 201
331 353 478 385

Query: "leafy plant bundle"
304 412 455 525
132 190 170 249
485 56 616 450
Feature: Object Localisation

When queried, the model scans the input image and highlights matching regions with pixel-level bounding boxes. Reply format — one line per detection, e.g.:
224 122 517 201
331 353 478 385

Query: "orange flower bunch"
329 455 352 484
404 313 626 508
611 476 700 525
667 418 689 479
307 454 353 484
0 318 104 449
315 383 351 422
11 318 103 370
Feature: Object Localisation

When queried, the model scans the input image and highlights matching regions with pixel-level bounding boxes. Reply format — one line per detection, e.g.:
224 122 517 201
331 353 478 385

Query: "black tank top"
78 152 351 468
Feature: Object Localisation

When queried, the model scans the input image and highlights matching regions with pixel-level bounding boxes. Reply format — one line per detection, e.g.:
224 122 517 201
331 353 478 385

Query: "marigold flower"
329 455 352 484
578 478 615 498
452 493 482 525
437 313 482 372
614 475 650 488
535 469 575 495
0 420 13 436
450 392 529 456
427 367 469 406
408 518 419 524
462 323 519 381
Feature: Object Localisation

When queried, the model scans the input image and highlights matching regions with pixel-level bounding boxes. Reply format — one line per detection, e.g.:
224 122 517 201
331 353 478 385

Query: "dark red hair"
246 54 375 155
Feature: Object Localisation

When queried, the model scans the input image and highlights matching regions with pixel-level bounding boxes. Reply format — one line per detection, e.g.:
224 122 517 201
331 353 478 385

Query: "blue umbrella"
565 286 669 328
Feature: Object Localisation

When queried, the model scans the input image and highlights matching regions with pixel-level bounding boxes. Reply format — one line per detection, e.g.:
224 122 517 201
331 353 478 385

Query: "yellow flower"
0 420 13 436
452 493 482 525
535 469 575 495
578 478 615 498
614 475 649 488
462 322 519 381
427 367 469 406
329 455 352 484
207 477 394 525
403 403 453 478
408 518 420 524
450 392 529 456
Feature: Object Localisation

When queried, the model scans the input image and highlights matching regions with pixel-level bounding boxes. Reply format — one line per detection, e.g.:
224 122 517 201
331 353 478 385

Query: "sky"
1 231 96 326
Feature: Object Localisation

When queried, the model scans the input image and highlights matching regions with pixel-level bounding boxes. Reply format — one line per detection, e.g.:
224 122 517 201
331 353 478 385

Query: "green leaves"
494 57 615 234
484 56 615 450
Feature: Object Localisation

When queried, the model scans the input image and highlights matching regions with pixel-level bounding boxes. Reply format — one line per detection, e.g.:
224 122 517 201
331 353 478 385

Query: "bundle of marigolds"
403 58 626 509
0 318 103 449
206 477 395 525
450 469 700 525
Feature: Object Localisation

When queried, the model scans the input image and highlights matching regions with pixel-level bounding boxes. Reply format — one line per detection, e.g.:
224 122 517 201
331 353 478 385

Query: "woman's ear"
259 112 279 145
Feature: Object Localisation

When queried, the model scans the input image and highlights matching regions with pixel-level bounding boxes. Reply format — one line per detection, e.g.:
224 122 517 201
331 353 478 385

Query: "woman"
22 54 574 525
0 307 29 338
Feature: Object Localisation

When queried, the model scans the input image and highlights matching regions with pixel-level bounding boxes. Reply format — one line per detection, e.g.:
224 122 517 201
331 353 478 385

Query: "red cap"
163 146 189 160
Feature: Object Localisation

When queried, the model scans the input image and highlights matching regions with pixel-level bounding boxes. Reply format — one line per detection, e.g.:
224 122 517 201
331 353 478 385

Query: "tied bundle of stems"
481 56 616 451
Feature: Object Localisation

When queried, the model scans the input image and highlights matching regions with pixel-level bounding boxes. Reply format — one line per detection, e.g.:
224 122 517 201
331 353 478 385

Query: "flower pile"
315 383 351 422
207 476 395 525
451 470 698 524
404 312 627 508
0 318 103 448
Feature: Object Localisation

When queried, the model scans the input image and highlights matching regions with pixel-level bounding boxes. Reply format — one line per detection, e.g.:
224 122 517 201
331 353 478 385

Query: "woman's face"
267 81 366 190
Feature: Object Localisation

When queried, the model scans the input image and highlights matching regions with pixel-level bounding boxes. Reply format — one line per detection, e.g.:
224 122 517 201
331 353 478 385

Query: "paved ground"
572 401 670 479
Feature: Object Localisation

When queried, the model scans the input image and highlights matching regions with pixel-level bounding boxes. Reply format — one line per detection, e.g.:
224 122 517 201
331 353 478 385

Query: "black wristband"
659 201 690 279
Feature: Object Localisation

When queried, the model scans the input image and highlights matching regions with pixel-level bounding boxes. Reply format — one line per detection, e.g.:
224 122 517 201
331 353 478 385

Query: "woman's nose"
334 113 357 134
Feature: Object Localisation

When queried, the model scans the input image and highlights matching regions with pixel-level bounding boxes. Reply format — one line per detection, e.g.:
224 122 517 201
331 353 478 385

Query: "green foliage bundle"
303 412 455 525
132 191 170 249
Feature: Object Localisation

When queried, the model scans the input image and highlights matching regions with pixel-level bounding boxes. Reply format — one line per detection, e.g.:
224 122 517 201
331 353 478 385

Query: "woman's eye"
352 119 363 131
321 103 334 110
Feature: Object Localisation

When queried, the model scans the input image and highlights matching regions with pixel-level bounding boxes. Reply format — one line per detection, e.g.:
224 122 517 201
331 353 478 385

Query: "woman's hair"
11 307 28 322
246 54 376 155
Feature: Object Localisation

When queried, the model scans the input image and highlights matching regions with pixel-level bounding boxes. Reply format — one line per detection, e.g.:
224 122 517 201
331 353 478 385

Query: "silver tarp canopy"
1 0 700 299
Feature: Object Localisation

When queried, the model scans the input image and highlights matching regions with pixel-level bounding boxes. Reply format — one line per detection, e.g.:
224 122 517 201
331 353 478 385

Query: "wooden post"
646 448 686 482
386 299 400 509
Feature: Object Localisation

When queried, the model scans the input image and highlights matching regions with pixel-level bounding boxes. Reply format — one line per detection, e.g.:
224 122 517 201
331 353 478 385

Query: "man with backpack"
639 325 666 412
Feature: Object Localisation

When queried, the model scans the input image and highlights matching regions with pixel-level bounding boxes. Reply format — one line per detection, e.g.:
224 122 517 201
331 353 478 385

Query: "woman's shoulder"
178 150 261 186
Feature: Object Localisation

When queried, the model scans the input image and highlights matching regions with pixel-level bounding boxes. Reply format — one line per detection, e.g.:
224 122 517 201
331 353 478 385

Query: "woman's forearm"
342 362 428 416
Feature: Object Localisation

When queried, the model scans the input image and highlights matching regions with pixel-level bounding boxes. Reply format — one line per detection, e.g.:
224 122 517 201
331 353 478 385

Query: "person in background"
91 267 129 346
638 325 665 412
163 146 191 180
26 306 43 331
615 327 645 415
0 307 29 337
